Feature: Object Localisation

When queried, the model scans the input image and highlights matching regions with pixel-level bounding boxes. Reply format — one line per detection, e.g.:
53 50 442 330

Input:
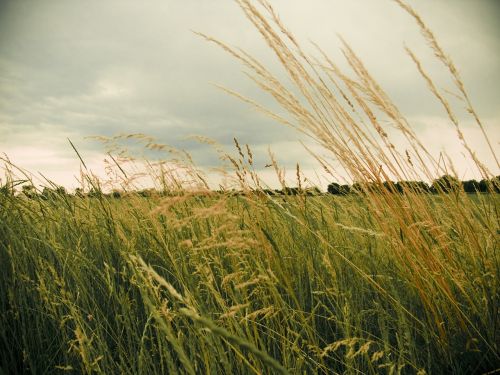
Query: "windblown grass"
0 187 498 374
1 0 499 374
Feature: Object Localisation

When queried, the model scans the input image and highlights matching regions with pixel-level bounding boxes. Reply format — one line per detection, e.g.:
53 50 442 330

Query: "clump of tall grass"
0 0 498 374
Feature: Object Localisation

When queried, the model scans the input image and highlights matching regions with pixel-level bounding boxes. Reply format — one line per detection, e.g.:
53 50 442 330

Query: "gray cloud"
1 0 499 187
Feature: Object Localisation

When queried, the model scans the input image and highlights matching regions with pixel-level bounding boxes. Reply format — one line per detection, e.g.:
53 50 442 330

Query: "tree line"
327 175 500 195
2 174 498 200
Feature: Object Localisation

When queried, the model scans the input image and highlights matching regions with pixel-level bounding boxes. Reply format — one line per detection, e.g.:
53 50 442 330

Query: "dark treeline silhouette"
10 184 323 200
10 185 325 199
328 175 500 195
4 175 499 200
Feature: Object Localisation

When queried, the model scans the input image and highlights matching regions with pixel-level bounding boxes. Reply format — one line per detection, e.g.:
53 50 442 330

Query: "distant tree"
381 181 405 193
327 182 341 195
111 190 122 198
283 187 300 195
327 182 350 195
477 177 500 193
396 181 430 194
478 179 489 193
492 176 500 193
431 175 462 193
341 185 351 194
263 189 276 196
462 180 480 193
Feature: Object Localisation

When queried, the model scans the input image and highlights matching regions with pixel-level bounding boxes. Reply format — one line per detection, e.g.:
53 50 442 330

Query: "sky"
0 0 499 190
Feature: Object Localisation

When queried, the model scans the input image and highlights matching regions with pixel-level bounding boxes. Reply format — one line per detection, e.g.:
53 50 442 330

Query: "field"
0 190 498 374
1 0 499 373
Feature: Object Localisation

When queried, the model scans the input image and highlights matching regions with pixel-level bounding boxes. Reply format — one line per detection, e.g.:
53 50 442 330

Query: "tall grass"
1 0 499 373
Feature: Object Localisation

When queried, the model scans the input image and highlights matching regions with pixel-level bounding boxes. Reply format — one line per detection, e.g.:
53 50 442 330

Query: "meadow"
1 0 499 373
0 188 498 374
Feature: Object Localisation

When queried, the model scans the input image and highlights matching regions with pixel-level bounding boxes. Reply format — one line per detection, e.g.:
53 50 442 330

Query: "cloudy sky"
1 0 499 189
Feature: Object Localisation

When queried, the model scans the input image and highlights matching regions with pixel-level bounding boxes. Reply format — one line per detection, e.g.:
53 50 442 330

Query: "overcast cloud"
0 0 499 189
